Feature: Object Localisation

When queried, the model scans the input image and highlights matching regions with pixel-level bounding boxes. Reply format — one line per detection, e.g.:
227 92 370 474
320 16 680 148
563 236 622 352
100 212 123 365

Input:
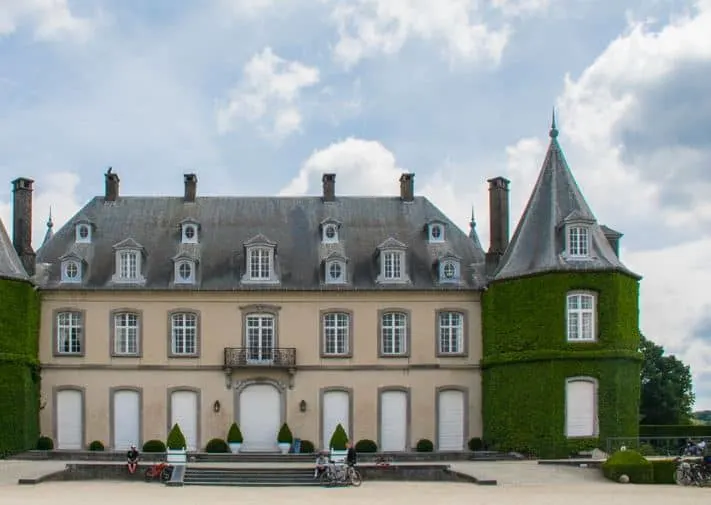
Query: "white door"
322 391 349 449
56 390 83 449
113 390 140 450
239 384 281 452
566 380 596 437
438 390 465 450
380 391 407 451
171 390 198 451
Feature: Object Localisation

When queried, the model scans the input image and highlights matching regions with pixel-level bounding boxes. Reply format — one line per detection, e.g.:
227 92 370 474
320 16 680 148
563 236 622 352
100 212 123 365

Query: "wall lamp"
299 400 307 412
213 400 221 413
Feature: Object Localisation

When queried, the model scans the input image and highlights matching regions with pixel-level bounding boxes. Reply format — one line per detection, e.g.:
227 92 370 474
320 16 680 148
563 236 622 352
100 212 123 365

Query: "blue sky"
1 0 710 408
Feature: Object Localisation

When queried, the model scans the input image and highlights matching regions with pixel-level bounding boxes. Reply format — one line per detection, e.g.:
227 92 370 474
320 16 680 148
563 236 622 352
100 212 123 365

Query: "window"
383 252 402 280
249 247 271 280
381 312 407 356
61 260 81 283
325 260 346 284
322 312 350 356
181 223 198 244
112 239 145 284
113 312 139 355
567 226 590 257
438 311 464 355
439 259 460 283
376 238 410 284
323 224 338 243
75 224 91 243
428 223 445 243
245 314 274 362
567 292 596 341
171 312 198 356
565 378 598 437
56 311 82 355
175 260 195 284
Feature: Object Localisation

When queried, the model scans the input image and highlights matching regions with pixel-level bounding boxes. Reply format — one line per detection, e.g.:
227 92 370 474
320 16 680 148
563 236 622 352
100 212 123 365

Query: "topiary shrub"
637 443 656 456
416 439 434 452
601 449 653 484
277 423 293 444
650 459 677 484
88 440 105 451
36 436 53 450
355 439 378 452
166 424 187 450
142 439 166 452
300 440 315 453
227 422 243 444
329 424 348 450
468 437 484 451
205 438 230 453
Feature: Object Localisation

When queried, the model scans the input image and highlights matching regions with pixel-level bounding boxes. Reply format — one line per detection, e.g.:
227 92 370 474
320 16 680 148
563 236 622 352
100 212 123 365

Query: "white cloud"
0 172 83 251
491 0 553 17
216 47 320 139
326 0 512 69
220 0 275 17
0 0 94 42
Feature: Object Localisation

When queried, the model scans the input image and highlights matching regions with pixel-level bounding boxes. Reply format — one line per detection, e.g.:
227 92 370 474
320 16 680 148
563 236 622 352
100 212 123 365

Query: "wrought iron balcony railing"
223 347 296 368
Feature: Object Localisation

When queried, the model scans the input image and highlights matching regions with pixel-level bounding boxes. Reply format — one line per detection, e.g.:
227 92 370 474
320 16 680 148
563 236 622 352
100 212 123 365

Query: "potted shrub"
277 423 293 454
166 423 187 465
329 423 348 450
227 422 243 453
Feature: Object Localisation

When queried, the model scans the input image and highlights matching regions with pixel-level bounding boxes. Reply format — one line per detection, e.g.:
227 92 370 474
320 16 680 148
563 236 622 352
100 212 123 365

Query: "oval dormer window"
178 262 193 281
443 262 456 279
65 261 79 279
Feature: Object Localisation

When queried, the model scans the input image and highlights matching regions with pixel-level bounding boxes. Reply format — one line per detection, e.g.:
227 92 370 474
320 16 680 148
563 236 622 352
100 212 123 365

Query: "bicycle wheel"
319 472 333 487
144 468 153 482
160 467 173 482
675 467 692 486
349 469 362 487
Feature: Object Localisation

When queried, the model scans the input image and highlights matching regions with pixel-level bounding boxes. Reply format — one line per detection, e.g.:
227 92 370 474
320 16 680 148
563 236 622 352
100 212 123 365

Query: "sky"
1 0 710 408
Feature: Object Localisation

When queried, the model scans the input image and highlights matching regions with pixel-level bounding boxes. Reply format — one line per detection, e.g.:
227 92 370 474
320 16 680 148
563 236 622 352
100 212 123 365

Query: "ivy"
0 279 40 457
482 271 642 459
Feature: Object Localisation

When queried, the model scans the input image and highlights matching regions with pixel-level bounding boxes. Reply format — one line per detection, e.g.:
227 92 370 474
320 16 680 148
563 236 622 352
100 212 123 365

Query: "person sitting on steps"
126 444 139 474
314 451 329 478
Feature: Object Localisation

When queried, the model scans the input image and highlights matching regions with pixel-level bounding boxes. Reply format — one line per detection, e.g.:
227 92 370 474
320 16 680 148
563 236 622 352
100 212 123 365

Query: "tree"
639 334 695 425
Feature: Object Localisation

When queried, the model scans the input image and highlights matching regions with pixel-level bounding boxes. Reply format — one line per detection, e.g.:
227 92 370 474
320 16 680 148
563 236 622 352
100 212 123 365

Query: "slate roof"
0 217 29 281
36 195 487 290
494 119 640 281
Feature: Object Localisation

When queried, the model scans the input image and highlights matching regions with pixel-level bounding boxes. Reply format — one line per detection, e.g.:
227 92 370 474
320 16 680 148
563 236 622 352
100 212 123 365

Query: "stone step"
183 468 320 487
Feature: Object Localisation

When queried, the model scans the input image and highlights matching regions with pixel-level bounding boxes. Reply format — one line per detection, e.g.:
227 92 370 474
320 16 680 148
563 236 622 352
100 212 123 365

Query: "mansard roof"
0 217 28 281
494 117 639 281
36 195 486 290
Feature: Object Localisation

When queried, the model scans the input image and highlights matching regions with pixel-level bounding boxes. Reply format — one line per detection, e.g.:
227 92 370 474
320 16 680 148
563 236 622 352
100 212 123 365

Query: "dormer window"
111 238 146 284
175 260 196 284
75 223 92 243
376 237 410 284
323 252 348 285
567 226 589 257
180 218 200 244
320 218 341 244
60 257 83 283
436 253 461 284
241 234 280 284
426 220 446 243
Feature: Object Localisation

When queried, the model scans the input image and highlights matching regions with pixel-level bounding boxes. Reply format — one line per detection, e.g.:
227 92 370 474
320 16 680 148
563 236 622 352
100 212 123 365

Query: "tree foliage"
640 334 695 425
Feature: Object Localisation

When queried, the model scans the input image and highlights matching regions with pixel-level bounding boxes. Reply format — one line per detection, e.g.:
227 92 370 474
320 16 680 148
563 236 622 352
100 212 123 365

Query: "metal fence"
605 436 692 456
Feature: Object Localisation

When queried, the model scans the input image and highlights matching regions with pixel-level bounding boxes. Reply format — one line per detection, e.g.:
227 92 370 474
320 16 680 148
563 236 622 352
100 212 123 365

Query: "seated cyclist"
126 444 139 474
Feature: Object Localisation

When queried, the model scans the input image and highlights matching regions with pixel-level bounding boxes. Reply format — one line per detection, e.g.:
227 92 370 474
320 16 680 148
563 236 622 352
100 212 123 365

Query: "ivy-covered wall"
0 278 40 457
482 271 642 458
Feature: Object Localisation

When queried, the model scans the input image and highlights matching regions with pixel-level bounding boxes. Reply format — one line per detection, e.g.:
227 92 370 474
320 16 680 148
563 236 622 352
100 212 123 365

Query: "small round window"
78 225 89 239
325 225 337 240
443 262 456 279
430 225 442 239
329 262 342 280
184 225 196 240
178 262 193 280
65 262 79 279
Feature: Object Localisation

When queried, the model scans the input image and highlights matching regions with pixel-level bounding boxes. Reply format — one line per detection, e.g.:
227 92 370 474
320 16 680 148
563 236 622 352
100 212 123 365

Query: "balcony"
223 347 296 369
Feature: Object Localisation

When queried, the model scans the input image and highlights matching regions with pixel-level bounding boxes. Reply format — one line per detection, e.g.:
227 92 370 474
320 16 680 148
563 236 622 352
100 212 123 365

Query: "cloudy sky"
1 0 710 407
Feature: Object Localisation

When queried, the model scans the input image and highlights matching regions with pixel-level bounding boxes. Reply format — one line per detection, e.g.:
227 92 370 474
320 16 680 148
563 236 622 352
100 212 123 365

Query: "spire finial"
469 206 476 227
47 207 53 229
549 107 559 138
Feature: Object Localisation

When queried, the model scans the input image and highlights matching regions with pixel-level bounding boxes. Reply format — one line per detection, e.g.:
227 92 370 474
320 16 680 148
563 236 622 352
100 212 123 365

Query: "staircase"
182 467 321 487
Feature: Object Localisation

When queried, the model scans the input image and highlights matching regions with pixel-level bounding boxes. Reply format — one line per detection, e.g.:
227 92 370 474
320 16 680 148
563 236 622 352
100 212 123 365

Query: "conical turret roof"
0 217 28 281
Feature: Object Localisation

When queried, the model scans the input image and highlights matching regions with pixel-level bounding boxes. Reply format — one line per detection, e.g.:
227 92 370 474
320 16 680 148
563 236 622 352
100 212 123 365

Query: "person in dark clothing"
126 444 139 474
346 440 357 467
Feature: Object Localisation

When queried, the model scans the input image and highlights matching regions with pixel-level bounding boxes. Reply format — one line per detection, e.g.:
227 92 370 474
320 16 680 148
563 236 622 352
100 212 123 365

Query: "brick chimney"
485 176 510 274
104 167 120 202
399 173 414 202
322 173 336 202
184 173 197 202
12 177 36 276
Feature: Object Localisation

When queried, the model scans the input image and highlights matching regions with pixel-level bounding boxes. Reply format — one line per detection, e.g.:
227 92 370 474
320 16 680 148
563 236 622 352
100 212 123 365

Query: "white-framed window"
323 224 339 243
56 311 82 355
325 260 346 284
175 260 195 284
249 247 271 280
438 311 464 355
383 251 403 280
245 314 275 362
61 260 82 283
114 250 141 282
566 292 596 341
323 312 350 356
428 223 445 243
181 223 198 244
567 226 590 257
75 224 91 243
565 377 598 438
439 259 460 282
114 312 139 355
381 312 407 355
376 238 410 284
171 312 198 355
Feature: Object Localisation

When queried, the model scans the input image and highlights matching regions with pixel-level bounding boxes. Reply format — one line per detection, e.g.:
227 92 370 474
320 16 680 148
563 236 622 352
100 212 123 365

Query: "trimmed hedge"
300 440 315 454
355 439 378 452
416 439 433 452
205 438 230 453
650 459 677 484
166 424 187 450
142 439 166 452
277 423 293 444
329 424 348 450
88 440 105 451
227 423 243 444
640 425 711 438
602 450 653 483
0 279 40 458
482 272 642 459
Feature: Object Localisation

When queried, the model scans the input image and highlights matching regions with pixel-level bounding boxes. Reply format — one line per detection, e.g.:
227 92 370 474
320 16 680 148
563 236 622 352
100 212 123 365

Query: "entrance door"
438 389 465 450
239 384 281 451
56 389 83 449
322 390 349 449
245 314 274 363
113 390 140 450
380 390 407 451
170 390 198 451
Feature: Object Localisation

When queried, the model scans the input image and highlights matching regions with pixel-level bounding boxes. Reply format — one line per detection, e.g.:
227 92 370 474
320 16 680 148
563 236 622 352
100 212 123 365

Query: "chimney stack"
104 168 120 202
322 173 336 202
399 173 415 202
485 176 510 274
12 177 36 276
184 173 197 202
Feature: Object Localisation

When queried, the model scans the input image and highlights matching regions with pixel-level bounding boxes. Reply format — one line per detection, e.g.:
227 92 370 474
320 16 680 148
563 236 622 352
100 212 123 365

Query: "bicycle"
374 455 394 467
144 462 173 482
674 457 711 486
319 462 362 487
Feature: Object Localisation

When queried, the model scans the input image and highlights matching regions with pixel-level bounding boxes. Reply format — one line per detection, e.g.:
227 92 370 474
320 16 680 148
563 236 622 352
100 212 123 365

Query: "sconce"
299 400 307 412
213 400 221 413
